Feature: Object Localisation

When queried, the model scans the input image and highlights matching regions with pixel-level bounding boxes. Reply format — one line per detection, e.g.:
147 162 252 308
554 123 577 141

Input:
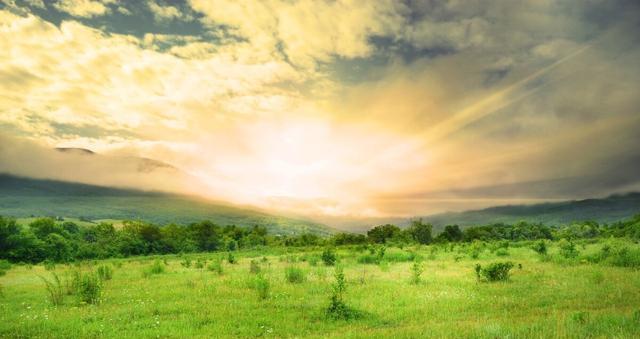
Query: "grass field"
1 242 639 338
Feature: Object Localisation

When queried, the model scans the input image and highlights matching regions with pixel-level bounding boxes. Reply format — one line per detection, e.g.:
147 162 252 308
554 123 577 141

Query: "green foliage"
559 239 579 259
40 272 65 306
495 248 510 257
207 260 223 275
284 266 306 284
326 266 356 320
227 252 236 264
43 260 56 271
367 224 401 244
532 240 548 255
96 265 113 281
195 259 205 269
253 274 270 300
410 260 424 284
475 262 514 282
249 259 261 274
407 219 433 244
77 272 102 304
321 248 337 266
145 260 165 276
181 258 192 268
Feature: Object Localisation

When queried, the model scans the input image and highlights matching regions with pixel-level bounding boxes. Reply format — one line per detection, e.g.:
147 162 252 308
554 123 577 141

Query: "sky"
1 0 639 220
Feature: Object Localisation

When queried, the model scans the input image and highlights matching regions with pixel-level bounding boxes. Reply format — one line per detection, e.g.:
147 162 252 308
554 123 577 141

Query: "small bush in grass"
195 259 205 269
65 270 81 295
40 272 65 306
410 260 424 284
0 283 3 298
96 265 113 281
227 252 237 264
588 270 605 284
207 260 223 275
285 266 306 283
632 309 640 323
357 254 378 264
77 272 102 304
181 258 192 268
475 262 514 282
113 261 123 268
250 259 261 274
495 248 510 257
326 267 356 320
559 239 579 259
44 260 56 271
0 260 11 276
254 274 270 300
309 256 319 266
532 240 548 255
571 311 589 324
144 260 165 277
322 248 337 266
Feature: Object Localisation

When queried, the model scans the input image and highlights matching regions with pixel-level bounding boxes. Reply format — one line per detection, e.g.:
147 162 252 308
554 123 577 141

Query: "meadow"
1 240 639 338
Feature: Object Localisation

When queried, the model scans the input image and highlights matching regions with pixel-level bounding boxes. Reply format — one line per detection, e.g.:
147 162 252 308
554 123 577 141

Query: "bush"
322 248 337 266
181 258 192 268
44 260 56 271
357 254 378 264
227 252 236 264
410 261 424 284
559 239 579 259
326 267 356 320
475 262 514 282
96 265 113 281
207 260 223 275
40 272 65 306
195 259 205 269
532 240 548 255
495 248 510 257
250 259 261 274
285 266 306 284
253 274 270 300
0 260 11 276
145 260 165 276
77 272 102 304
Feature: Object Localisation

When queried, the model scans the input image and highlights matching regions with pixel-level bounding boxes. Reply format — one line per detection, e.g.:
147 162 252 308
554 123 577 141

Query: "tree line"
1 215 639 263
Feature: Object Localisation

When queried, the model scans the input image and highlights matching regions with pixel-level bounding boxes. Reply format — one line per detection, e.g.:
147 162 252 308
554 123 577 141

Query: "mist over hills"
0 174 334 236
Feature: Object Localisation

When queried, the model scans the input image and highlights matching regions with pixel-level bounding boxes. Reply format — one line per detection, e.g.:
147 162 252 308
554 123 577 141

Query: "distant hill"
0 174 334 236
422 193 640 230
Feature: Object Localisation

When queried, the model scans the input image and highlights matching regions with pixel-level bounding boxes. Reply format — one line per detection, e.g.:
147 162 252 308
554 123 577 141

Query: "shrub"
145 260 165 276
475 262 514 282
44 260 56 271
322 248 337 266
77 272 102 304
357 254 378 264
285 266 306 284
532 240 548 255
410 260 424 284
181 258 192 268
207 260 223 275
559 239 579 259
195 259 205 269
254 274 270 300
65 270 81 295
495 248 510 257
0 260 11 276
40 272 65 306
227 252 236 264
326 267 355 320
250 259 261 274
96 265 113 281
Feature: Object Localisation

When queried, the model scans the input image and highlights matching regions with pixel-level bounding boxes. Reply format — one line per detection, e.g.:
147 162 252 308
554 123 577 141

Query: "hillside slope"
422 193 640 230
0 174 334 235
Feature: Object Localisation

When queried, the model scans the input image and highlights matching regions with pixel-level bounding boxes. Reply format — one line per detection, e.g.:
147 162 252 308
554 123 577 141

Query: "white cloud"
147 0 191 22
53 0 116 18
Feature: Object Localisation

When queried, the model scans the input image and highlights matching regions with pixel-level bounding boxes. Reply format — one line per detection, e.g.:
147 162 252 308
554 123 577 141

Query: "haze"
1 0 640 220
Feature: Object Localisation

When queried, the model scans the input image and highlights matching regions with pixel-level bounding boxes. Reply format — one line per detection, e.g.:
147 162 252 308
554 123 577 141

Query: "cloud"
147 0 191 22
53 0 116 18
1 1 640 220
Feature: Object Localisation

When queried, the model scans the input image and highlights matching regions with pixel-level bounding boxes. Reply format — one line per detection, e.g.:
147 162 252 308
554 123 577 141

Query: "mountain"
421 192 640 230
0 174 334 236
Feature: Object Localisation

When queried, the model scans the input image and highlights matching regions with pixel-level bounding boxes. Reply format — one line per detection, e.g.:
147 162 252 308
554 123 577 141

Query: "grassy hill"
422 192 640 230
0 174 334 235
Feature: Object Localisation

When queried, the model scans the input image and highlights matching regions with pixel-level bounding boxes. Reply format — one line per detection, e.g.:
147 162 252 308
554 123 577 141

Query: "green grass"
1 242 639 338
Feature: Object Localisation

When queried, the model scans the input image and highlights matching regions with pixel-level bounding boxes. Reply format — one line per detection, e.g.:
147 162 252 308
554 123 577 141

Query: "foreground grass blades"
0 242 639 338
